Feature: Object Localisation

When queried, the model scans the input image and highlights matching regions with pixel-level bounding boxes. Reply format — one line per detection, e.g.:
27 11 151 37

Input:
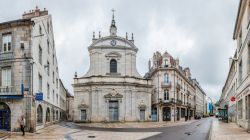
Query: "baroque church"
73 11 152 122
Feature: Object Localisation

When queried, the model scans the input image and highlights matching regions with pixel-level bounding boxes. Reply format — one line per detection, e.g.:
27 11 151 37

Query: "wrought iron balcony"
170 98 175 103
187 90 191 96
187 102 191 107
176 99 182 105
161 81 171 88
0 86 18 95
176 83 181 90
0 52 14 60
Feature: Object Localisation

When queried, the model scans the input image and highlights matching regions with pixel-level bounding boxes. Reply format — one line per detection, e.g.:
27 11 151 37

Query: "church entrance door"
109 101 119 121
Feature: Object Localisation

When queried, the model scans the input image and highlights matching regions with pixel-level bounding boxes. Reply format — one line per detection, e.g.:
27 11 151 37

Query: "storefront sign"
35 93 43 101
230 96 236 102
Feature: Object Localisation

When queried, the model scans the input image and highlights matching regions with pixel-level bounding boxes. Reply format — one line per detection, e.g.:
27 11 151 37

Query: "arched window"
164 73 169 83
110 59 117 73
37 105 43 124
46 108 50 122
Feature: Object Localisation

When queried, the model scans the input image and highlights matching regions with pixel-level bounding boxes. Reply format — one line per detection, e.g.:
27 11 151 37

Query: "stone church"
73 12 152 122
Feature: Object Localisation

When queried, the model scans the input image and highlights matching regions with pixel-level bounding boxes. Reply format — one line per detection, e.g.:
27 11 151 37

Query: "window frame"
2 34 12 53
110 59 117 73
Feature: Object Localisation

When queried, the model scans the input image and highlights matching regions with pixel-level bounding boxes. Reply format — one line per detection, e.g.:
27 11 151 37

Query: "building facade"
66 92 74 121
221 0 250 129
193 79 207 118
0 7 67 132
145 51 197 122
73 13 152 122
220 52 237 122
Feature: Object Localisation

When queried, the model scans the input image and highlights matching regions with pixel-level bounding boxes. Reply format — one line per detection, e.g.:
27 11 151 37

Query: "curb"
208 118 214 140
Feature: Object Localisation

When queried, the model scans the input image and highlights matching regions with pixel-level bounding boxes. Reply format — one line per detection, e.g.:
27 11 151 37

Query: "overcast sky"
0 0 239 100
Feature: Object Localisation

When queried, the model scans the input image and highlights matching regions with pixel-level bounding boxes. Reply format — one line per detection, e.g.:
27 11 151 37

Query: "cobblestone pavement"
211 118 250 140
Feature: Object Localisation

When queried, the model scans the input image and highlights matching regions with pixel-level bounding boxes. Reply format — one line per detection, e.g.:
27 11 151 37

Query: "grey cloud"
0 0 239 100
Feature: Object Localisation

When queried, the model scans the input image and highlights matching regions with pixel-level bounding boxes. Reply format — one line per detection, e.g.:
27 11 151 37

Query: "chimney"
22 6 48 19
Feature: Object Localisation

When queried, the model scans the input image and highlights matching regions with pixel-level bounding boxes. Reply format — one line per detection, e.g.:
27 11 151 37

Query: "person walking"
19 115 25 136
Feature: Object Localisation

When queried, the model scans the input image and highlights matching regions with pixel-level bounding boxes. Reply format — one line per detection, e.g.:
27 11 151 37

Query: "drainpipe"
174 71 176 122
157 70 160 122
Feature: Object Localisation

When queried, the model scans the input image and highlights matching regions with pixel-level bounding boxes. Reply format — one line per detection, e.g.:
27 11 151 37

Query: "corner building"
73 13 152 122
0 7 68 132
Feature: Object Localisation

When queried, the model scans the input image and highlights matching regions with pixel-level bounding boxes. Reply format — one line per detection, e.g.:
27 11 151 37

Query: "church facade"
72 12 152 122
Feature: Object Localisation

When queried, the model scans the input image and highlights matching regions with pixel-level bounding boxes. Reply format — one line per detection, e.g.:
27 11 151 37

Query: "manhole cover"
88 136 96 138
184 132 192 135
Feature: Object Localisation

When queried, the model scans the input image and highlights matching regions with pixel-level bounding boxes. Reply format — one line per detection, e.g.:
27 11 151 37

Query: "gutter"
208 118 214 140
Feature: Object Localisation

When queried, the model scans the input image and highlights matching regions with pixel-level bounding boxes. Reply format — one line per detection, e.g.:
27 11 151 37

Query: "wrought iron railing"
161 81 171 88
0 86 18 95
0 52 14 60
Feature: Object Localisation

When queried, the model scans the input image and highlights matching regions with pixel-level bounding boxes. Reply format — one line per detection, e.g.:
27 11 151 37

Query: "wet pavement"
1 118 213 140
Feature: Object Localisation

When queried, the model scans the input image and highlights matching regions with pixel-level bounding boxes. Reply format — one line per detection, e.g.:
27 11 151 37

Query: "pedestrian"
19 115 25 136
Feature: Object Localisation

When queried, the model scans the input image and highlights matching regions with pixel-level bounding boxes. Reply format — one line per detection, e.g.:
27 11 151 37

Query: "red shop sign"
231 96 236 102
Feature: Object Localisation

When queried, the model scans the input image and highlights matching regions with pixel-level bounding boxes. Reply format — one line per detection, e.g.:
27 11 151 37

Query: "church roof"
88 9 137 50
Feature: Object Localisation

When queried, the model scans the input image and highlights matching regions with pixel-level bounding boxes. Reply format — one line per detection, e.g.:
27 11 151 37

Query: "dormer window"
164 59 168 67
110 59 117 73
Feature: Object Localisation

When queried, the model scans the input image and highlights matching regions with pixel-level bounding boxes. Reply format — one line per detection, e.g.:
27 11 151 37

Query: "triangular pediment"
90 36 136 48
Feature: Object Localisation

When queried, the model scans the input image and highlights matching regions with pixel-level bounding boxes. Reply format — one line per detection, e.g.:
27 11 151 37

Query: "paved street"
143 118 213 140
0 118 213 140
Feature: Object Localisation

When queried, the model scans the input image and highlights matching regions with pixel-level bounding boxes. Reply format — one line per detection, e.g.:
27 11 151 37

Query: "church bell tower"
110 9 117 36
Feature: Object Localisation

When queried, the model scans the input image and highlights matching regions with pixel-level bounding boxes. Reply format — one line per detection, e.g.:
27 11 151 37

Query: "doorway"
140 109 145 121
80 110 87 121
177 107 180 121
0 102 10 130
109 101 119 121
163 107 171 121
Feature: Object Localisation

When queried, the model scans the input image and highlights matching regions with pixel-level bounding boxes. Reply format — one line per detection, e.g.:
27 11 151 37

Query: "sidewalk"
1 123 161 140
76 120 197 128
211 118 250 140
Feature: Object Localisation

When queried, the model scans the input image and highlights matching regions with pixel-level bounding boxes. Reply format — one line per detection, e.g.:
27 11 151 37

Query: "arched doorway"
46 108 50 122
0 102 11 130
37 105 43 124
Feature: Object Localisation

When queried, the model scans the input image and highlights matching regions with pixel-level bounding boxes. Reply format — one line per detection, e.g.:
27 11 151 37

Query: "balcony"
176 83 181 90
0 52 14 60
170 98 175 103
176 99 182 105
161 82 171 88
187 102 191 107
187 90 191 96
0 86 18 96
